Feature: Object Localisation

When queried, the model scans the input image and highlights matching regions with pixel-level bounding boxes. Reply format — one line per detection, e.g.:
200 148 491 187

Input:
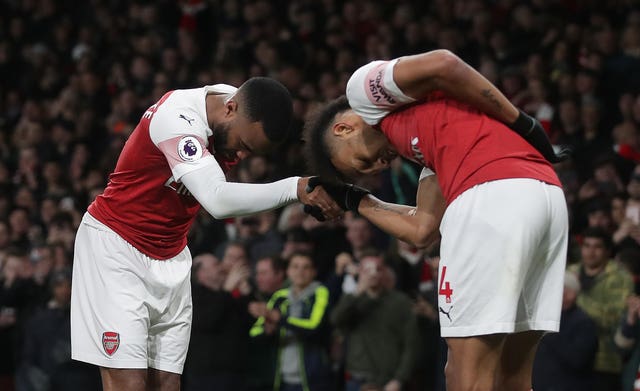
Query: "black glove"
305 176 371 213
510 110 572 163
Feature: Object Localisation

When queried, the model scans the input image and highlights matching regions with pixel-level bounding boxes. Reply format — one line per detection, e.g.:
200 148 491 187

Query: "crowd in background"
1 0 640 390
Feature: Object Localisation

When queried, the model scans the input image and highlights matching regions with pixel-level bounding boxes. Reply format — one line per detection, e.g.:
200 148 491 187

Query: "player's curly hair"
302 95 351 181
237 77 293 144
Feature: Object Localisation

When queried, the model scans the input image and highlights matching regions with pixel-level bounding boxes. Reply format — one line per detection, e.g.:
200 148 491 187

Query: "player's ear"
224 99 239 117
332 122 355 138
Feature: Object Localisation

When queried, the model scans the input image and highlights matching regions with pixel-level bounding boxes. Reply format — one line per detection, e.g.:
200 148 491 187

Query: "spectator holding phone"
330 251 418 391
615 165 640 247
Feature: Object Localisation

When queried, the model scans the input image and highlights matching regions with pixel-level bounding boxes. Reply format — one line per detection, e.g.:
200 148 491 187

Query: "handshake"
301 176 371 221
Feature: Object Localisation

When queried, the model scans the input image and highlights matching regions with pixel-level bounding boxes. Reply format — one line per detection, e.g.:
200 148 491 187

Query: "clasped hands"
297 176 370 221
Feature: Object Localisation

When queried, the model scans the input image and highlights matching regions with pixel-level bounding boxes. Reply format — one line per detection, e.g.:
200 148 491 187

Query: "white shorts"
438 179 568 337
71 213 193 374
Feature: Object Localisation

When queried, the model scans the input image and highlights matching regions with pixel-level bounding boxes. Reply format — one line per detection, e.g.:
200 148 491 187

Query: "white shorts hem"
148 358 184 374
441 320 560 337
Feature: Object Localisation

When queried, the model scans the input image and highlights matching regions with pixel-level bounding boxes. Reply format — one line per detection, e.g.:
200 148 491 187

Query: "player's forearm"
181 167 300 219
434 53 519 124
357 195 439 249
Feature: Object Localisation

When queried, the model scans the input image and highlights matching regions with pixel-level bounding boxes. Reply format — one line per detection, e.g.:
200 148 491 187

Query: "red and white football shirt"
89 84 237 259
346 60 561 204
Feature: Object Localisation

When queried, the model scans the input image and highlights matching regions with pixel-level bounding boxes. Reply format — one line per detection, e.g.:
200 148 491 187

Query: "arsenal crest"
102 332 120 356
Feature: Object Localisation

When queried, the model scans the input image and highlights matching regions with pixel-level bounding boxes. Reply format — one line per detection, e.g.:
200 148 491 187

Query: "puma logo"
179 114 195 126
439 306 453 322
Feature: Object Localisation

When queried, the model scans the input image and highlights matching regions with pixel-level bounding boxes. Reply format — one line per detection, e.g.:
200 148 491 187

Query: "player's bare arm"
357 175 445 248
392 49 519 124
392 50 569 163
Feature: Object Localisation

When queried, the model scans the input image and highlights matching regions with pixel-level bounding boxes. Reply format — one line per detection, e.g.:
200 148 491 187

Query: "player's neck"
205 94 225 130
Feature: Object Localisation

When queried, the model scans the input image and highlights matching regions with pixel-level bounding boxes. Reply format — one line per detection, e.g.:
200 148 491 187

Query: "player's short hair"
302 95 351 181
236 77 293 144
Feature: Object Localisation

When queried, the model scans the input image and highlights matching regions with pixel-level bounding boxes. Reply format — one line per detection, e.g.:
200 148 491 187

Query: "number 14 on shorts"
439 266 453 303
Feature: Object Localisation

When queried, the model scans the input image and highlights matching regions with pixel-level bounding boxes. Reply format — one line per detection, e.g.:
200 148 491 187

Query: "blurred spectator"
250 252 333 391
330 251 418 391
532 271 598 391
388 238 428 297
345 216 376 260
217 240 252 295
16 269 101 391
577 155 625 204
281 227 315 261
325 251 359 302
241 211 284 264
276 204 307 234
615 165 640 248
568 227 634 391
554 98 582 146
410 247 446 391
251 255 287 303
614 293 640 391
378 159 420 207
572 97 612 180
8 208 32 251
183 253 254 391
617 246 640 294
611 192 630 234
0 0 640 389
187 209 228 257
246 255 287 391
45 212 75 253
303 220 350 281
0 248 38 391
0 221 11 253
577 197 615 236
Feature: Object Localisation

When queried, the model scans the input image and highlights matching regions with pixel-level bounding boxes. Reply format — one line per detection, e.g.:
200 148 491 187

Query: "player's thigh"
147 368 181 391
521 184 568 330
498 330 545 390
445 334 506 391
146 246 193 374
501 330 545 374
71 213 151 368
100 367 147 391
101 367 181 391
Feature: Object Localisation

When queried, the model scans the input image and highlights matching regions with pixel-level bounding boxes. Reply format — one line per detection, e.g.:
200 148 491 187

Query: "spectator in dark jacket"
533 270 599 391
330 251 419 391
16 269 100 391
246 255 287 391
183 253 254 391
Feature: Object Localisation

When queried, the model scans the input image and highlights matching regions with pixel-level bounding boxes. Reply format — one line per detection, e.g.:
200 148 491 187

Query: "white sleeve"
346 59 416 125
419 167 435 181
180 161 301 219
149 92 214 181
